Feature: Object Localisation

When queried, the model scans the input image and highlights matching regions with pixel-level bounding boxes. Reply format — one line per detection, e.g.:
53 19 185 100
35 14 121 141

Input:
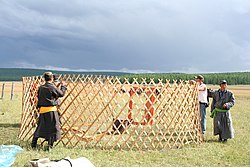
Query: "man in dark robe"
31 72 67 150
210 80 235 142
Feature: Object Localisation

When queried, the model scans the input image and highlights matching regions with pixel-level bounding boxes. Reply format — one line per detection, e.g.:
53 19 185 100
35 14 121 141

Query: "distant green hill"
0 68 249 85
0 68 130 81
119 72 250 85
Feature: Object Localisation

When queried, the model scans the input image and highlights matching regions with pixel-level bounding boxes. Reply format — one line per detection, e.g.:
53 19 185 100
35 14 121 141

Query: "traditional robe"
211 89 235 139
33 82 67 142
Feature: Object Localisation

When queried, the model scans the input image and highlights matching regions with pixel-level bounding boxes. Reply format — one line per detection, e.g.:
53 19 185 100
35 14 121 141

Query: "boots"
45 137 55 151
32 136 55 151
218 135 222 142
31 137 38 149
219 134 228 143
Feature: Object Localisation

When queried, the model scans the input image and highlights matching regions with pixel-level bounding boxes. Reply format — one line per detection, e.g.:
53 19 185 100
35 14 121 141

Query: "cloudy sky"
0 0 250 73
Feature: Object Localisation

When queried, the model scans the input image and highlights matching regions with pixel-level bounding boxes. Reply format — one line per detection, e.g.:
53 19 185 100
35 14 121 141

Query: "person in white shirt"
195 75 208 135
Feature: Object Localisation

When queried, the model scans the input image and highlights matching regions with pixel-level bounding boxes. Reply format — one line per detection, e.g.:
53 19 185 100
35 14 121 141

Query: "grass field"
0 82 250 166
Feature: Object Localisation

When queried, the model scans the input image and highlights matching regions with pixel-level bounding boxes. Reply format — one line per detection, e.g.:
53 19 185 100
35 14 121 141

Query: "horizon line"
0 67 249 74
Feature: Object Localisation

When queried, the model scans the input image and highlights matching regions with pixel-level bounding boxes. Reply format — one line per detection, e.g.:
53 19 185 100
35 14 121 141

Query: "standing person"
31 72 67 150
53 73 63 123
210 80 235 142
53 74 61 88
195 75 208 135
53 74 62 107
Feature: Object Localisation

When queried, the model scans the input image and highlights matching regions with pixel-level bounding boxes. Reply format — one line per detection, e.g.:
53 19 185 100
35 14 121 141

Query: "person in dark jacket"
53 74 62 107
31 72 67 150
210 80 235 142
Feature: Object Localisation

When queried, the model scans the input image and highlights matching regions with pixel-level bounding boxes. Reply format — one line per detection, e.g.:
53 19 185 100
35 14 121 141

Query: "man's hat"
220 80 227 85
43 72 53 78
194 75 204 80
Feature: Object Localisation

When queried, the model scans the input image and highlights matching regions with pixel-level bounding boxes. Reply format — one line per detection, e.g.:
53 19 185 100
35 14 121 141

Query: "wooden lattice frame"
19 75 202 150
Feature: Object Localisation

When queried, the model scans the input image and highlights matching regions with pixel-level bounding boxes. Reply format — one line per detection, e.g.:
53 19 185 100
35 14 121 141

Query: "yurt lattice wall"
19 75 202 150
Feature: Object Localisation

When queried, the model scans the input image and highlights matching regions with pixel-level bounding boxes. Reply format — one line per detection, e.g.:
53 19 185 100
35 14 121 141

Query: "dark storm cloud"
0 0 250 73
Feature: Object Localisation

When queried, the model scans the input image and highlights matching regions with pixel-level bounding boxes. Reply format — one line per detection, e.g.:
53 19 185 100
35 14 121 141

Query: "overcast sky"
0 0 250 73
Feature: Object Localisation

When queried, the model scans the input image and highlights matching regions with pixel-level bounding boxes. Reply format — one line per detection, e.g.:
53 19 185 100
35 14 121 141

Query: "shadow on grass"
0 123 20 128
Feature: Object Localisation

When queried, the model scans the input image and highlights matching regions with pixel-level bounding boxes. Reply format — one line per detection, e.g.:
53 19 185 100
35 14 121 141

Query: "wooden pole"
1 83 5 99
128 88 134 120
11 82 14 100
145 88 156 125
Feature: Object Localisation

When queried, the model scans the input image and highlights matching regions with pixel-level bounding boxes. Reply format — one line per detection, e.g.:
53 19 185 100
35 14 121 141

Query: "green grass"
0 86 250 167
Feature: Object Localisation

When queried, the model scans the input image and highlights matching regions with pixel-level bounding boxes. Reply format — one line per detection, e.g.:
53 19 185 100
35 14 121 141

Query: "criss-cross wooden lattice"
19 75 202 150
